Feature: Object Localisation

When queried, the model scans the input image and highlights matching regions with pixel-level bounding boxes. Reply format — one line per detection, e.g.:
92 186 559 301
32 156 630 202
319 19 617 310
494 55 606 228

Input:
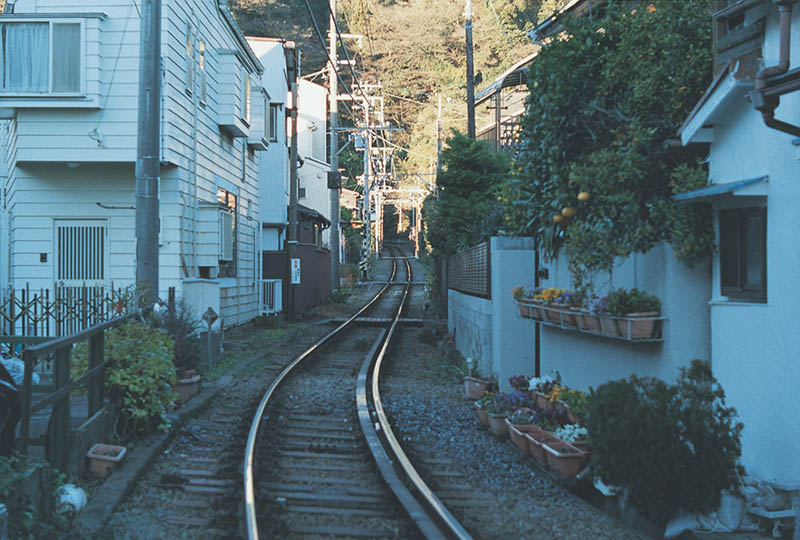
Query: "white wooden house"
0 0 271 328
676 0 800 484
297 79 331 249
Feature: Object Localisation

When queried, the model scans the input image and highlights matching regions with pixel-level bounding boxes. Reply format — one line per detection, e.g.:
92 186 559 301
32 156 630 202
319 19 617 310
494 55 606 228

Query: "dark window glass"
719 207 766 300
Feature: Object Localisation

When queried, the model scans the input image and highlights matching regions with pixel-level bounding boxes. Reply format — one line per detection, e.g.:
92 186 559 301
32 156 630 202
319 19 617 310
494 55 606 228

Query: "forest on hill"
230 0 568 175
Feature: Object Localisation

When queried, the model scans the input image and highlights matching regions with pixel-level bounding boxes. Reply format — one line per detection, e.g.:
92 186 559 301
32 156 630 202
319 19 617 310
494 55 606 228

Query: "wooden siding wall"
5 0 263 326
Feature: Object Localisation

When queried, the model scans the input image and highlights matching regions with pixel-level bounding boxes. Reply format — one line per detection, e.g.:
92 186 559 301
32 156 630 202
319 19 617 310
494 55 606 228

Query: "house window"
269 103 279 141
198 40 207 104
185 23 193 93
241 67 251 124
0 21 82 94
217 188 237 277
719 207 766 301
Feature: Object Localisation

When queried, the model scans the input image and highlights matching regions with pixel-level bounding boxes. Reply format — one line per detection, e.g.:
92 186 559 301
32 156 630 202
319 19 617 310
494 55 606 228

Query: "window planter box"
543 440 587 477
525 308 665 343
515 299 542 320
505 419 539 456
487 412 509 438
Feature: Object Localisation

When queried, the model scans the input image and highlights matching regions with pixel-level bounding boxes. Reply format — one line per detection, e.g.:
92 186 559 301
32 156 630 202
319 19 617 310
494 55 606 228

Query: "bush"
150 301 203 372
606 287 661 316
74 321 176 442
587 360 744 524
0 453 68 539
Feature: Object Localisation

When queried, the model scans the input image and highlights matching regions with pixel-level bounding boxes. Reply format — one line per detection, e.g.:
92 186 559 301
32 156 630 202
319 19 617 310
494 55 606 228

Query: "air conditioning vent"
219 210 234 261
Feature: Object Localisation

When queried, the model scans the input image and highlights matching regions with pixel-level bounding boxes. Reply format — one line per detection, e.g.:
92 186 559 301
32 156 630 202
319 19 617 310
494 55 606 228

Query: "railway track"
243 245 472 540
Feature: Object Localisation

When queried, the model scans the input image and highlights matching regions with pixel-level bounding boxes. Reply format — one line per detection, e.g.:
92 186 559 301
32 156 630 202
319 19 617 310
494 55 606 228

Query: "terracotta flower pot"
578 310 601 332
615 312 660 340
87 443 127 479
523 426 558 464
516 301 531 318
544 305 562 324
173 370 202 405
600 315 620 337
534 391 551 411
487 412 509 437
543 440 587 477
464 376 490 400
475 402 489 427
506 419 539 456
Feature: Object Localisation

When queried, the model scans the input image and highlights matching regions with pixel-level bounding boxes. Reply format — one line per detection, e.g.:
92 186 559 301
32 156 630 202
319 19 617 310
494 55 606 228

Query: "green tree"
508 0 714 280
427 132 510 256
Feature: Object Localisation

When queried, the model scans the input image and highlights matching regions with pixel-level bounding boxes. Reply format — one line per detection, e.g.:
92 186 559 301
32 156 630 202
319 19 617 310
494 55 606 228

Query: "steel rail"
359 250 474 540
242 258 398 540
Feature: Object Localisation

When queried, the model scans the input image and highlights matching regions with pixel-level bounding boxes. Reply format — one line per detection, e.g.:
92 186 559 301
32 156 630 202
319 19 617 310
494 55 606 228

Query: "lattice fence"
447 242 491 298
0 283 134 337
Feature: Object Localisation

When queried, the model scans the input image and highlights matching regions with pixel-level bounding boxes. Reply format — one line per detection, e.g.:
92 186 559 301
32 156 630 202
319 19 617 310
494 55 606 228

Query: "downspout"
750 0 800 137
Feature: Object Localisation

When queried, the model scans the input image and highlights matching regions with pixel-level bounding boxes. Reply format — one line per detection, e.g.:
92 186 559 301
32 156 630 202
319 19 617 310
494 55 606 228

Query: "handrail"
242 259 398 540
19 310 143 470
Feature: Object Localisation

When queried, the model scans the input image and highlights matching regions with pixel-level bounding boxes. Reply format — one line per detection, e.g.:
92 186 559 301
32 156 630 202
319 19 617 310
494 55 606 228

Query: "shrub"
606 287 661 316
0 453 69 538
587 360 744 524
150 301 203 372
74 321 176 442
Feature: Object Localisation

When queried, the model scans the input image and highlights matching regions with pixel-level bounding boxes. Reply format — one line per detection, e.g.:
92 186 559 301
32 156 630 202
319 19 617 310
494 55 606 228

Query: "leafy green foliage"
74 322 176 442
587 360 744 524
427 132 510 255
606 287 661 316
508 0 714 279
150 302 204 372
0 453 69 539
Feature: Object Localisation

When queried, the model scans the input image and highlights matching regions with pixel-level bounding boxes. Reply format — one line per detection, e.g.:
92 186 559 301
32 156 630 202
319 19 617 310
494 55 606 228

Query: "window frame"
240 67 251 125
198 39 206 105
719 206 767 301
0 18 86 96
217 187 238 278
269 103 280 142
185 22 193 94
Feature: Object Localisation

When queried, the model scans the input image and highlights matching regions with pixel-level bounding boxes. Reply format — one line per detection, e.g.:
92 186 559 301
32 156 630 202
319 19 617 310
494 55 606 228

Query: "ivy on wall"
504 0 715 282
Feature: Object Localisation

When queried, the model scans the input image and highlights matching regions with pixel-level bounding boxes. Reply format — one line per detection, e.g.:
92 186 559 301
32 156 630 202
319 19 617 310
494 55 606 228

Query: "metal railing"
259 279 282 315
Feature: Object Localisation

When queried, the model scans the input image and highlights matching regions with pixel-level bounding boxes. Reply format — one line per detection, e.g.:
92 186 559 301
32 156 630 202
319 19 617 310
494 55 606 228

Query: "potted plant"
542 440 587 477
474 393 493 427
553 423 591 452
461 357 491 400
523 425 559 465
607 287 662 339
513 286 542 320
552 290 579 326
152 300 204 404
484 392 530 437
560 388 590 425
537 288 566 323
528 375 557 410
579 294 607 333
87 443 127 479
505 409 539 455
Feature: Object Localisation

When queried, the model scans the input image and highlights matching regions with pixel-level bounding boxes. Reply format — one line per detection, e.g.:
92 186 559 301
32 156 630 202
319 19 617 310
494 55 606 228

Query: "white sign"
290 258 301 284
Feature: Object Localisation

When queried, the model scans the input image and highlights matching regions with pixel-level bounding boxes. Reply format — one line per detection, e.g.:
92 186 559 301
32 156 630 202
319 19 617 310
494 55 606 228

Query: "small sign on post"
291 258 301 284
202 307 219 371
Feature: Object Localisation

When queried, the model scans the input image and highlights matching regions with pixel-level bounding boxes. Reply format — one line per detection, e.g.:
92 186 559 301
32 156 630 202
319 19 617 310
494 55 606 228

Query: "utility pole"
135 0 161 304
437 93 443 171
362 121 371 268
464 0 476 138
328 0 341 291
287 46 300 320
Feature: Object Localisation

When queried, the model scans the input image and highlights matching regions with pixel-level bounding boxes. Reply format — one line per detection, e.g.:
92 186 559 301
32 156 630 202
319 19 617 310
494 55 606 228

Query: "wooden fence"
0 283 133 338
447 242 491 298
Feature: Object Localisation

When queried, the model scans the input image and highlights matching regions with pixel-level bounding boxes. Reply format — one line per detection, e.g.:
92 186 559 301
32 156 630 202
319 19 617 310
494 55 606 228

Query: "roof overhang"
679 62 754 146
475 52 539 105
673 176 768 203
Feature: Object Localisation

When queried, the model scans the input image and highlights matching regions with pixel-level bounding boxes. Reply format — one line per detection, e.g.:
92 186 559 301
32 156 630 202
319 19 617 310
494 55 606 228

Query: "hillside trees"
506 0 715 282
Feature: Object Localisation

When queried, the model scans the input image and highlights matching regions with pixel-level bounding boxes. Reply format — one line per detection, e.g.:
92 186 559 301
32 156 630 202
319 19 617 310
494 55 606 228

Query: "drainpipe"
750 0 800 137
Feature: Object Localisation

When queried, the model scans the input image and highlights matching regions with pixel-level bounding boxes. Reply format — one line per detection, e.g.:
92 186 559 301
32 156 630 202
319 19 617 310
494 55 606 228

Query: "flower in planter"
511 286 525 300
534 408 560 433
528 374 556 393
553 290 577 306
584 294 609 315
548 384 569 403
509 374 532 393
537 288 566 304
475 393 495 410
554 424 589 443
606 287 661 316
508 409 537 425
561 388 591 421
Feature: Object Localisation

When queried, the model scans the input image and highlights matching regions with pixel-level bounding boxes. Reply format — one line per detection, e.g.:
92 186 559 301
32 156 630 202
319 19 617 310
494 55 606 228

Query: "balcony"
0 13 106 108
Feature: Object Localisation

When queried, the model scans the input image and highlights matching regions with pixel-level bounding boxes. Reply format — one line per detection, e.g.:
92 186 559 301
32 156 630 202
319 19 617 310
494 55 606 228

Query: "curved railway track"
243 245 472 540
